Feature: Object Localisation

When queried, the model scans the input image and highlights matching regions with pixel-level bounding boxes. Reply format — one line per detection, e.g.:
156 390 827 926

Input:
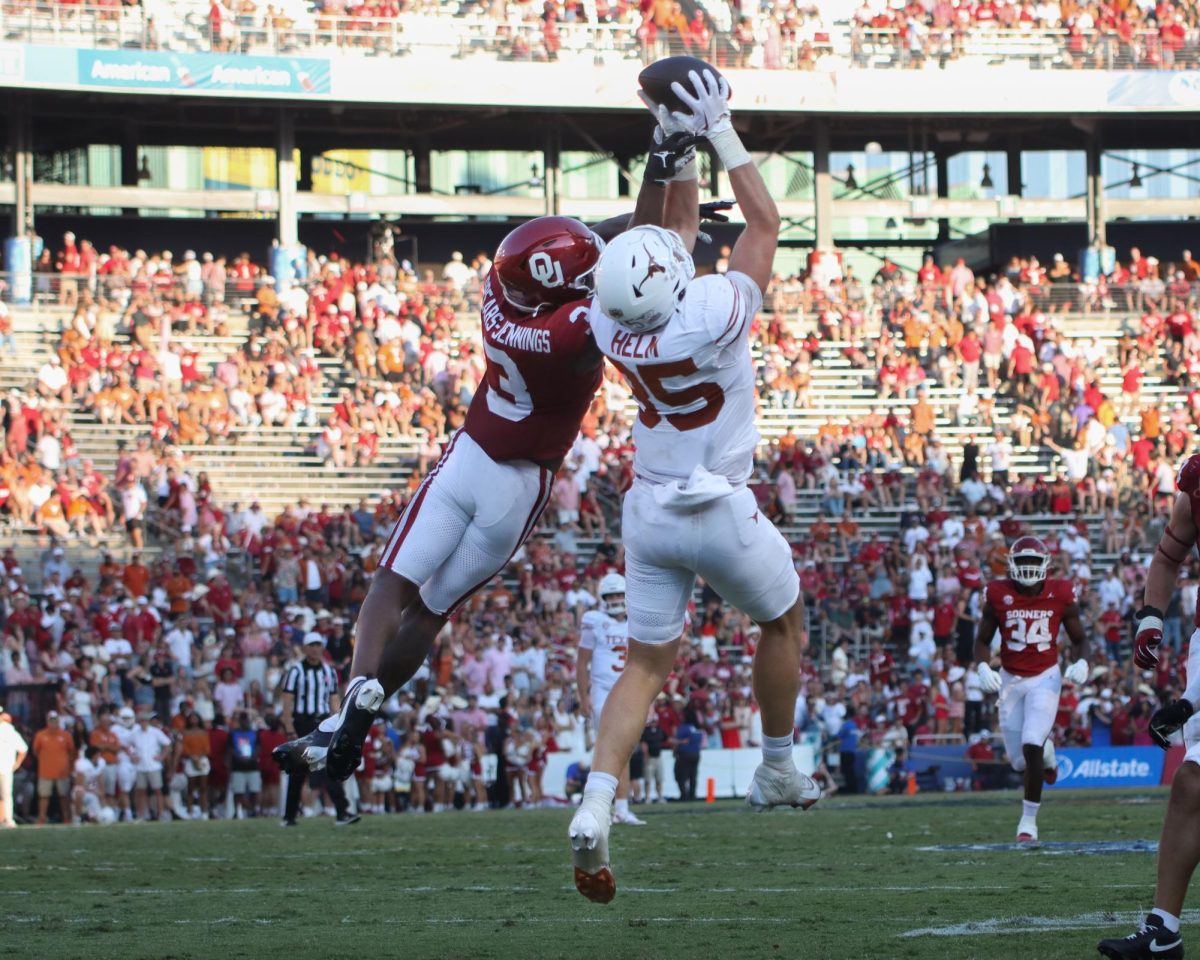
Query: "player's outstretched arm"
1135 492 1197 672
671 69 779 294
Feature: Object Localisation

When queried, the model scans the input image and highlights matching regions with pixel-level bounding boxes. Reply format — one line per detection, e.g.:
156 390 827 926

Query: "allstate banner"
1047 746 1164 790
77 50 330 96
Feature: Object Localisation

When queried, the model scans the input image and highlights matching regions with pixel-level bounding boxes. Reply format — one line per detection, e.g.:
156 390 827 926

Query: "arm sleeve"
699 271 763 349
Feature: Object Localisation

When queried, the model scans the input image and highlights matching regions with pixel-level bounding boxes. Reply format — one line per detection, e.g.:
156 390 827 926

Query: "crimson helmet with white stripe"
1007 535 1050 587
1178 453 1200 498
493 216 604 315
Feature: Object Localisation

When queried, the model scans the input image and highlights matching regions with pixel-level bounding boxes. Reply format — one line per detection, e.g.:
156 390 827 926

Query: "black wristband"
1136 606 1164 622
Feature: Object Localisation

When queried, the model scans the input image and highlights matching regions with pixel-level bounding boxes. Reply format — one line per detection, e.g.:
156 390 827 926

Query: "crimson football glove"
1150 698 1194 750
1134 605 1165 670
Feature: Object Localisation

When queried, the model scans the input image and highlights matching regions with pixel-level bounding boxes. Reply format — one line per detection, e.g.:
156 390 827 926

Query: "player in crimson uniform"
275 125 705 784
1099 454 1200 959
973 536 1088 844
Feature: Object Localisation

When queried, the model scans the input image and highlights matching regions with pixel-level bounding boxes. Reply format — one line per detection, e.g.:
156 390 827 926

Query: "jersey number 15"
611 357 725 432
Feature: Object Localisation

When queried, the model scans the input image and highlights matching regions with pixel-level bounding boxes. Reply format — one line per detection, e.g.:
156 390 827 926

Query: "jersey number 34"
1005 617 1053 652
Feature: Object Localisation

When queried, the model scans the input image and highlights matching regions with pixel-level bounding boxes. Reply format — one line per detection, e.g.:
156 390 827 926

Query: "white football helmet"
599 573 626 618
594 226 695 333
118 706 135 729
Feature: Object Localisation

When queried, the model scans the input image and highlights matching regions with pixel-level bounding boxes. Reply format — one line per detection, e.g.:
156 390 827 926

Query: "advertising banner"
76 49 330 96
1046 746 1164 790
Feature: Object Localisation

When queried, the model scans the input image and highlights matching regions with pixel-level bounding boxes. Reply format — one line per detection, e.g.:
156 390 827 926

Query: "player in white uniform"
73 746 115 824
569 69 818 905
577 574 645 827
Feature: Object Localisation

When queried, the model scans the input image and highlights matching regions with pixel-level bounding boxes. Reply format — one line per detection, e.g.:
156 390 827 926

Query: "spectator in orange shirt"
123 553 151 598
32 711 76 824
165 564 194 616
36 493 71 540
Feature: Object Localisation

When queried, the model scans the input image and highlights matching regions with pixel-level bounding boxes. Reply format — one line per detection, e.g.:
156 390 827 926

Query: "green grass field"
0 789 1181 960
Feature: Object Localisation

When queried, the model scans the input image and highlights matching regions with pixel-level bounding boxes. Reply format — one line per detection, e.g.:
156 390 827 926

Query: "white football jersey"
589 270 762 486
579 609 628 692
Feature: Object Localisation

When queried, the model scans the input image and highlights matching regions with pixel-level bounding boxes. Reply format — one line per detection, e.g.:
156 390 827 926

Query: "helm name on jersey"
482 279 552 354
609 330 661 360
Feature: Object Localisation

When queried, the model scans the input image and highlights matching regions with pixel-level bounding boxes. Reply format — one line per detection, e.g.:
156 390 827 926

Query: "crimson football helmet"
1178 453 1200 497
1008 535 1050 587
493 216 604 314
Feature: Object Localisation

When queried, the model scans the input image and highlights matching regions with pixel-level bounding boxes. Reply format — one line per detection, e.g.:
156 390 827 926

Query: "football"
637 56 731 115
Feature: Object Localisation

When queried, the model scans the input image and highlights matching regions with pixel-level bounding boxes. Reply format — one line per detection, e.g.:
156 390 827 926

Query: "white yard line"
900 910 1200 938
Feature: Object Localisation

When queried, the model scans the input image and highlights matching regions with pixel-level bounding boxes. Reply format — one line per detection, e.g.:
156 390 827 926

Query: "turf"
0 789 1178 960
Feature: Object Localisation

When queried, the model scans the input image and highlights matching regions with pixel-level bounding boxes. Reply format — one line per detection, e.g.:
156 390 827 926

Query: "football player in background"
274 122 705 784
1097 455 1200 960
577 573 645 826
569 69 816 905
973 535 1088 843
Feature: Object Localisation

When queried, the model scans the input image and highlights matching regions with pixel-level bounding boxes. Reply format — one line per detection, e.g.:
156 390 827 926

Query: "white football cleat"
569 797 616 904
746 762 822 812
1016 815 1039 843
612 809 646 826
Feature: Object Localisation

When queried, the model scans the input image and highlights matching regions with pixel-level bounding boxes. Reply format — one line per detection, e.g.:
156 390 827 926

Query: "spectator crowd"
0 219 1194 824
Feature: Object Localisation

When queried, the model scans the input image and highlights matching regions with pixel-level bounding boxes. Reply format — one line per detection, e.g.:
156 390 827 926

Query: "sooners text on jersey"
463 268 603 464
987 577 1075 676
579 609 628 691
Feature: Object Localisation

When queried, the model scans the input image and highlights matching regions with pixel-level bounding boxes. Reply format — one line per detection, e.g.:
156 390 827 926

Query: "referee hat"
303 632 326 648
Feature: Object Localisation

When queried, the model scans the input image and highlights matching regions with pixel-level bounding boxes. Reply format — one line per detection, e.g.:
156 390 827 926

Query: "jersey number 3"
484 342 534 422
1005 617 1053 652
611 357 725 431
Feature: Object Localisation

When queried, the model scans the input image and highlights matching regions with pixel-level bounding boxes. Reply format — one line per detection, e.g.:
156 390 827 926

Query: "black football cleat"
1098 915 1184 959
323 678 385 783
334 813 362 827
272 727 333 774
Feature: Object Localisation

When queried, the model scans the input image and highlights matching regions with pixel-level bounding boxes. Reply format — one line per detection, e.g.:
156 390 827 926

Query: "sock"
762 733 794 764
615 798 629 817
1022 800 1040 820
1151 909 1181 933
583 772 619 804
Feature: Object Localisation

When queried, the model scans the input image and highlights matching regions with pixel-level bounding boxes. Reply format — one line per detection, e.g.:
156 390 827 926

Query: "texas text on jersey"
462 268 603 465
985 578 1076 676
588 270 761 486
579 609 629 691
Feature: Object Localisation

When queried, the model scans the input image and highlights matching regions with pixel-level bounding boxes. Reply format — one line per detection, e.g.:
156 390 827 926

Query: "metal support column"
935 151 950 243
414 139 431 193
10 100 33 239
1085 134 1106 247
1006 144 1022 196
120 122 141 218
812 119 833 253
544 128 561 216
616 155 631 198
276 110 298 249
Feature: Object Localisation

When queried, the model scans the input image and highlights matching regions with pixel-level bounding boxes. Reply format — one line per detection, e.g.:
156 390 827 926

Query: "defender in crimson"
273 122 704 788
1099 453 1200 959
974 535 1088 844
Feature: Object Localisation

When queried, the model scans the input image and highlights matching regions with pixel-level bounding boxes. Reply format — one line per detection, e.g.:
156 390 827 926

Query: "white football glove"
638 91 699 138
669 69 733 138
976 661 1002 694
1064 658 1089 686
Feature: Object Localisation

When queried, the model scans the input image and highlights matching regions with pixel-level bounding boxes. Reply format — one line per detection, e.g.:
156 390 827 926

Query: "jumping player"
577 573 645 826
1098 454 1200 960
973 535 1088 843
274 128 703 782
569 69 816 905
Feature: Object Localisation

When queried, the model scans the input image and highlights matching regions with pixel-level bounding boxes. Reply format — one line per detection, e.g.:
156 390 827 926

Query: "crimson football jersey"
986 577 1075 676
462 267 602 464
1188 496 1200 627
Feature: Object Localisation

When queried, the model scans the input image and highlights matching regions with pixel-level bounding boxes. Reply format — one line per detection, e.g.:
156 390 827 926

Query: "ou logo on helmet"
528 252 565 289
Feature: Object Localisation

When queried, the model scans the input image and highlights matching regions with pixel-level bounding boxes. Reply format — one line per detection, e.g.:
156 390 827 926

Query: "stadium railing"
0 3 1188 72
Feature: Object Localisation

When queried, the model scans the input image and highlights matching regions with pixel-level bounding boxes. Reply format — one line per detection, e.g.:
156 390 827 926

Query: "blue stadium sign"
76 50 330 96
1047 747 1164 790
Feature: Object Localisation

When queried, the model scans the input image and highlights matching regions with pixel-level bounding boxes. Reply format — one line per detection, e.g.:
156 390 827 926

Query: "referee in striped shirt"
279 633 358 827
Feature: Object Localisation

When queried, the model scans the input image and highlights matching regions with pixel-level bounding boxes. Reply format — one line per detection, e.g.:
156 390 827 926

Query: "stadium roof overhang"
11 90 1200 157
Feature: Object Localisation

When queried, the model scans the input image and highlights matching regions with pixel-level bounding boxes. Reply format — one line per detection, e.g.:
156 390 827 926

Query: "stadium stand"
0 220 1189 820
